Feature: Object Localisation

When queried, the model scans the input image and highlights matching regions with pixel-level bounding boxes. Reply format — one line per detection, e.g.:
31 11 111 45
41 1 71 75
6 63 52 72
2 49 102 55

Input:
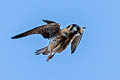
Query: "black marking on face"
70 24 80 32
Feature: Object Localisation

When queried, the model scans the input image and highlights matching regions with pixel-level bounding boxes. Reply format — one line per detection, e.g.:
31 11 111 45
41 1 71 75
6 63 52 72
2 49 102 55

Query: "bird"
11 19 86 61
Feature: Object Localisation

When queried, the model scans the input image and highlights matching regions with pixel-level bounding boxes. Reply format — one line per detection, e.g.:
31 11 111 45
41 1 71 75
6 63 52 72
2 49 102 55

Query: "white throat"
73 27 77 31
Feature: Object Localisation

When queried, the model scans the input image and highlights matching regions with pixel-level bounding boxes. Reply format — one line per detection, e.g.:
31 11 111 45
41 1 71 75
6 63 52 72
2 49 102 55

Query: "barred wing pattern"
11 21 60 39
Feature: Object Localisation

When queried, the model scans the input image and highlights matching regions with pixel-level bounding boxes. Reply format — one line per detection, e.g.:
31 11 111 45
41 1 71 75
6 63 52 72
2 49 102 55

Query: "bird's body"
12 19 86 61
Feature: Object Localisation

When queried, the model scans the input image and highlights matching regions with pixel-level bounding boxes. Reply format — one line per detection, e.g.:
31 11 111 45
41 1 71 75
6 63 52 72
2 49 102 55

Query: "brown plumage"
12 19 86 61
11 19 60 39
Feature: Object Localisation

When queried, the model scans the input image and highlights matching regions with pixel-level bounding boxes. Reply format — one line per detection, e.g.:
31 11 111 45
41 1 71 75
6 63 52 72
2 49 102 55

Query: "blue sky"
0 0 119 80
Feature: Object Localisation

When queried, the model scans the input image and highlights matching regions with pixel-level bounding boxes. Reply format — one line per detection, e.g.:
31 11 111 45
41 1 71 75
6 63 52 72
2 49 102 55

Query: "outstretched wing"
71 33 83 53
11 20 60 39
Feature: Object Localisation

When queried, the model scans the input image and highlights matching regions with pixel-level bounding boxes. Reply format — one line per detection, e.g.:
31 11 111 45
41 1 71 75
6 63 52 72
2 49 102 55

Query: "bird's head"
67 24 86 33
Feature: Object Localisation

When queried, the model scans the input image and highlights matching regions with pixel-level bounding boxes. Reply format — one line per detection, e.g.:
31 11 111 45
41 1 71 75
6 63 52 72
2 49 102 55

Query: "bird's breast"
48 34 62 51
48 31 74 53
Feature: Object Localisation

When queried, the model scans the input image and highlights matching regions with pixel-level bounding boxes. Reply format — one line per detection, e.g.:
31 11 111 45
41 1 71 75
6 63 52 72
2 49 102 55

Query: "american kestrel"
12 19 86 61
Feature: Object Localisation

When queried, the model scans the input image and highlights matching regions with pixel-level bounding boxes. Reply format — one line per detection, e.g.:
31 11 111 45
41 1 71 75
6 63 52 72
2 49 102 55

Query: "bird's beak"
82 27 86 29
80 27 86 33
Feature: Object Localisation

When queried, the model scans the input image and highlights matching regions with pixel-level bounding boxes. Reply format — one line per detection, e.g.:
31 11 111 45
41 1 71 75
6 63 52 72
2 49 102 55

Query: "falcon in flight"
12 19 86 61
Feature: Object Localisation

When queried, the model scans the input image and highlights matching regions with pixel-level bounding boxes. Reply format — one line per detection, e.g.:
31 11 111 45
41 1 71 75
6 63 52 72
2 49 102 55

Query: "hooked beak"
82 27 86 29
80 27 86 33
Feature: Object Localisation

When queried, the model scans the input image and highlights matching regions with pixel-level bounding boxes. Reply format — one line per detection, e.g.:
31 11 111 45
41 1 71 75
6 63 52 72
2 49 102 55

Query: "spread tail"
35 46 50 55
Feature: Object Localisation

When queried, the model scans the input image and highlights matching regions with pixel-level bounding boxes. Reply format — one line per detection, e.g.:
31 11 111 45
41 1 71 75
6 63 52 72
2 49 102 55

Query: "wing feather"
11 20 60 39
71 33 83 53
42 19 56 24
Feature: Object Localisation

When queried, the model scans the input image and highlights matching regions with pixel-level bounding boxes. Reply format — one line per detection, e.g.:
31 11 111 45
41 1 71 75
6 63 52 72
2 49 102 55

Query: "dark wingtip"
11 37 14 39
71 48 76 54
42 19 56 24
71 51 75 54
42 19 45 22
11 35 20 39
71 52 74 54
11 33 26 39
11 36 16 39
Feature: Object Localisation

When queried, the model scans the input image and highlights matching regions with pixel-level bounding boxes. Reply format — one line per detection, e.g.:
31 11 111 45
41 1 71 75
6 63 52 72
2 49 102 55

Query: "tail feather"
35 46 50 55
